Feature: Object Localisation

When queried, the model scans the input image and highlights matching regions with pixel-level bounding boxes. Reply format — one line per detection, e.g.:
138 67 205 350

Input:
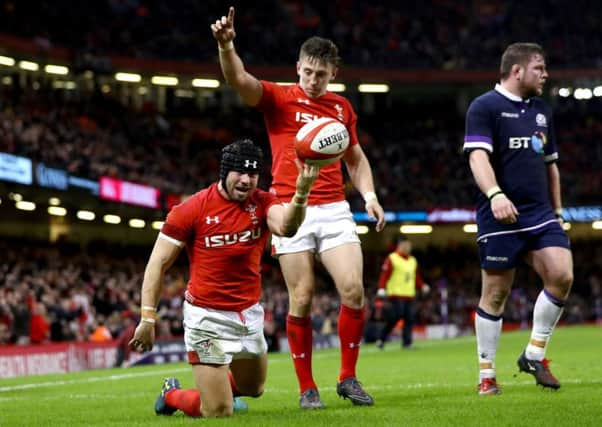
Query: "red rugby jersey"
256 81 359 204
161 183 279 311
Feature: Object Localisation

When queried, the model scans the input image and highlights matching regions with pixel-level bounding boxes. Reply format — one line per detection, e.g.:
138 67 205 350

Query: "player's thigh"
229 353 268 397
321 242 364 304
191 363 233 417
279 251 316 304
525 246 573 292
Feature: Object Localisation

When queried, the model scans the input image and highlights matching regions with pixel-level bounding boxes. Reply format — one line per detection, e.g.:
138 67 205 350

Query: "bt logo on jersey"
508 137 531 149
204 228 262 247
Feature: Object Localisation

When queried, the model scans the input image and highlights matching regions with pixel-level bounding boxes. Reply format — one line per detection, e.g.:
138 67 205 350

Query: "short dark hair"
500 42 545 80
299 36 341 68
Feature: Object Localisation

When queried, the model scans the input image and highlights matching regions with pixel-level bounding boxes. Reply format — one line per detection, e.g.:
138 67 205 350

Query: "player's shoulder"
530 96 553 113
250 188 279 206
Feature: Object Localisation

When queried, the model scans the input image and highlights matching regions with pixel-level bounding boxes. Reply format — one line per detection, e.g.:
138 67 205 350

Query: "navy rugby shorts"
477 221 570 270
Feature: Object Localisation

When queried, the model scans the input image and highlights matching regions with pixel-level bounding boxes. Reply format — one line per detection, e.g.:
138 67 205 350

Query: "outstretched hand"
211 6 236 45
294 159 320 195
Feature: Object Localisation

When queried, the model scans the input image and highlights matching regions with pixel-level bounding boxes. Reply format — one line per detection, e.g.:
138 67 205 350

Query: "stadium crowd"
1 84 601 210
1 238 600 348
1 1 601 69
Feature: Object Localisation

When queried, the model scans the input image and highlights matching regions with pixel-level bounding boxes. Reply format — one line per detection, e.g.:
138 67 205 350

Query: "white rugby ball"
294 117 350 166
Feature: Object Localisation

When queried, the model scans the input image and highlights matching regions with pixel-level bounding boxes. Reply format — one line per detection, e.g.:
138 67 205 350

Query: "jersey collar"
495 83 530 103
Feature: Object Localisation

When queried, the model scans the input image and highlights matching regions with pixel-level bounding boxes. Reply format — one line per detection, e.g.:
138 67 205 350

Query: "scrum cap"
220 139 263 186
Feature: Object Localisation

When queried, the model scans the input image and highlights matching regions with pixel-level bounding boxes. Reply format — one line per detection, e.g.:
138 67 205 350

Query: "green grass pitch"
1 325 601 426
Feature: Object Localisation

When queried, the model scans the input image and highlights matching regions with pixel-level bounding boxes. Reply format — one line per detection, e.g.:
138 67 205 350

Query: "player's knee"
338 281 364 307
553 269 573 293
486 289 509 311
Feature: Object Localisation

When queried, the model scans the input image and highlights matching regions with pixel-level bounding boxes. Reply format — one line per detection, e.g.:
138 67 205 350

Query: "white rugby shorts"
183 301 267 365
271 200 360 255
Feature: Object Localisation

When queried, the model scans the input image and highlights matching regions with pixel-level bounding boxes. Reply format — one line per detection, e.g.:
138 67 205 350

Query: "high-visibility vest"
385 253 417 298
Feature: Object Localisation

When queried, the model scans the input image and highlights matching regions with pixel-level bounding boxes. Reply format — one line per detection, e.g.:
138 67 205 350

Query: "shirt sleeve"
463 99 494 154
161 196 200 243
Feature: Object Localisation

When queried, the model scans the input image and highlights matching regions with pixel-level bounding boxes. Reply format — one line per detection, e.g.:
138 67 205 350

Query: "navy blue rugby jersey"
463 84 559 238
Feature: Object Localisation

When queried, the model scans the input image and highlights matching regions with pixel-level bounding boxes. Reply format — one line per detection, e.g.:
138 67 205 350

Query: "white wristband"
363 191 378 203
218 41 234 52
141 305 156 312
141 318 156 325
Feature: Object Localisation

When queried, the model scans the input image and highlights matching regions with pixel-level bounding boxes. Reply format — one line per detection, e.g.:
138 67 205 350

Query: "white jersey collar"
495 83 529 103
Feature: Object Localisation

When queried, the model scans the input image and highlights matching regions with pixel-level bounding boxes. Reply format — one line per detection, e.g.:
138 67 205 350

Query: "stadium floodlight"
48 197 61 206
0 55 15 66
115 72 142 83
103 214 121 224
358 83 389 93
151 221 164 230
44 64 69 75
151 76 178 86
574 88 593 100
399 224 432 234
128 219 146 229
77 210 95 221
593 221 602 230
1 76 11 85
15 201 36 211
558 87 571 97
18 60 39 71
562 222 571 231
356 225 369 234
276 81 294 86
327 83 346 92
462 224 478 233
594 86 602 97
8 192 23 201
192 78 220 88
48 206 67 217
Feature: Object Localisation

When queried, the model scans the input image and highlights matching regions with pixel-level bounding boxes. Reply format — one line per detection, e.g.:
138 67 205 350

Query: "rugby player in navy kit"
463 43 573 395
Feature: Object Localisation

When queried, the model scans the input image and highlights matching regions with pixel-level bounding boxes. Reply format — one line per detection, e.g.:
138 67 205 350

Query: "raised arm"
468 149 519 224
343 144 386 231
211 6 263 106
267 161 320 237
128 236 182 352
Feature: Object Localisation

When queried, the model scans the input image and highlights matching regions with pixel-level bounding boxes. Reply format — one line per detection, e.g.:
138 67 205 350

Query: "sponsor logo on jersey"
204 228 262 247
206 215 220 224
536 113 547 127
501 112 519 118
508 131 547 153
531 131 547 154
295 111 320 123
297 98 310 105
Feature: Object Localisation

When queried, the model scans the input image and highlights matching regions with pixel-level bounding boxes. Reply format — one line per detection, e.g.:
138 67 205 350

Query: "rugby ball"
294 118 350 166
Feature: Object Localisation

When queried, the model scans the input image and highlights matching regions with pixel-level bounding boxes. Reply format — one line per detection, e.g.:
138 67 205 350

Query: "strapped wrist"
363 191 378 203
141 318 156 325
486 185 502 199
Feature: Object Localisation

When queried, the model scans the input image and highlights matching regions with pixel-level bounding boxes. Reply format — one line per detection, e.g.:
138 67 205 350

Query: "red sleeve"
161 194 201 242
377 256 393 290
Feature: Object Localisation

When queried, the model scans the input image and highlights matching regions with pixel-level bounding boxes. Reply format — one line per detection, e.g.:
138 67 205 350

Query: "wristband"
141 305 156 311
554 208 564 221
486 186 502 199
218 41 234 52
489 191 505 201
141 306 157 320
363 191 378 203
141 318 156 324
